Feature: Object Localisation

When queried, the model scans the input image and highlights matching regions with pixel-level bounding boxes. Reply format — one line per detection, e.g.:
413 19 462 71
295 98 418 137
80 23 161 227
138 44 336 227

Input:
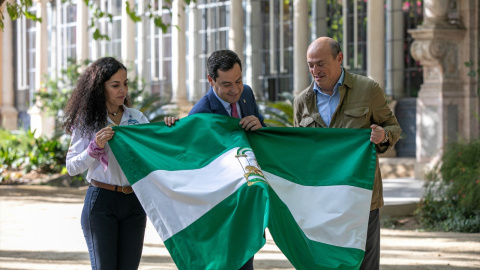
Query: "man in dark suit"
165 49 265 130
164 49 264 270
189 49 265 130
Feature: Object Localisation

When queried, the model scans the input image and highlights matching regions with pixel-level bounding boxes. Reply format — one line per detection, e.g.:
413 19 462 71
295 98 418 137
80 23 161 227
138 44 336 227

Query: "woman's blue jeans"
81 185 147 270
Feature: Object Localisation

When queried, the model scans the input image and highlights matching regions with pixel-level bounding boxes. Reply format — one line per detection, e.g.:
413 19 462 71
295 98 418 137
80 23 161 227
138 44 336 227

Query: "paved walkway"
1 184 479 270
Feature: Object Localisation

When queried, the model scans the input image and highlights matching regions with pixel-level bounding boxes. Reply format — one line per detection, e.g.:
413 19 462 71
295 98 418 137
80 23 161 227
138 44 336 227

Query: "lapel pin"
243 99 246 104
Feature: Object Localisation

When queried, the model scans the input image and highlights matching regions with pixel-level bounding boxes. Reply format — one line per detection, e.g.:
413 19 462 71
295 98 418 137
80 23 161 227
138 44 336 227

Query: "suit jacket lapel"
237 91 250 118
206 87 229 116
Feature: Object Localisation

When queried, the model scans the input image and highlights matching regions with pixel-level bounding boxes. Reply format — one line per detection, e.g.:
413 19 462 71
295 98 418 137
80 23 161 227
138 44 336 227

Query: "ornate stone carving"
444 47 459 78
409 28 465 81
430 39 447 58
410 39 446 66
411 39 460 80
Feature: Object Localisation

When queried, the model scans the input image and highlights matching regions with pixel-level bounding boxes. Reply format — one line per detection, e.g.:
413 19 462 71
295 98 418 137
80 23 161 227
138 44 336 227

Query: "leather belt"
90 179 134 194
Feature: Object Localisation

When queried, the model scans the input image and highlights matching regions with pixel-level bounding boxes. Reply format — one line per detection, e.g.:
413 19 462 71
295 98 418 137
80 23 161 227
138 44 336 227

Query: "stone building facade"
0 0 478 177
409 0 479 175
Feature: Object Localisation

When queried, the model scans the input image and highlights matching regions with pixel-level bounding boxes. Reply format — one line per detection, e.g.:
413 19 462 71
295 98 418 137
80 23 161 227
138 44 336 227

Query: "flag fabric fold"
109 113 376 270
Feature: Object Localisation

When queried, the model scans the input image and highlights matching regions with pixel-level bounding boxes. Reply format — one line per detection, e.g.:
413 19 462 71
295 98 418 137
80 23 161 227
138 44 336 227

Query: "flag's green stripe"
267 188 364 270
163 183 268 270
247 127 376 189
110 114 249 185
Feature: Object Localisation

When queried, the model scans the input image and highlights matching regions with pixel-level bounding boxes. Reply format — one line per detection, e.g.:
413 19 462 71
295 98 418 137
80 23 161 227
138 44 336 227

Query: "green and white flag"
109 113 376 270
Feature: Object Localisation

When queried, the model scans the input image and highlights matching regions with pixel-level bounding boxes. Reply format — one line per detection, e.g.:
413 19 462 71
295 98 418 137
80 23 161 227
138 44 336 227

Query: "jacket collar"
303 68 350 127
206 87 249 117
341 68 354 90
304 82 327 127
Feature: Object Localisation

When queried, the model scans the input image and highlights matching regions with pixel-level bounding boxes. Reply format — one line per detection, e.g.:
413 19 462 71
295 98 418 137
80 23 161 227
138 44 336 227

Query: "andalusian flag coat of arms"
109 114 376 270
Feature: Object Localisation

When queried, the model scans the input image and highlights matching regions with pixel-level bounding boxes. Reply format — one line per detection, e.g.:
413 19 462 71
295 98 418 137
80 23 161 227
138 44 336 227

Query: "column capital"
409 28 465 82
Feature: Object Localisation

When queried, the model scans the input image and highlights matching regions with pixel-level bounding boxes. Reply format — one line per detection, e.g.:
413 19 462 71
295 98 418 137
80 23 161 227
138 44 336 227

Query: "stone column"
408 0 466 177
122 0 136 76
386 0 404 98
367 0 385 90
229 0 244 65
76 0 89 63
188 2 203 102
29 0 54 138
311 0 327 40
245 0 263 99
0 1 18 130
35 0 48 90
136 0 145 88
171 0 188 107
293 0 309 95
206 2 215 54
457 0 480 141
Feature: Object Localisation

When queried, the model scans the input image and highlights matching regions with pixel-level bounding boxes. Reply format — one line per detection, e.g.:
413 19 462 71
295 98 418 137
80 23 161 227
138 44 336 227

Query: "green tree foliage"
0 0 195 39
326 0 343 42
416 140 480 232
0 0 40 31
36 59 91 118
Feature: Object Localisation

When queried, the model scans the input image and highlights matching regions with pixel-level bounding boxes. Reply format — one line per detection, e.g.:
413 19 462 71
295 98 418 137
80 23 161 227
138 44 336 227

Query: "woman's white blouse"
66 106 149 186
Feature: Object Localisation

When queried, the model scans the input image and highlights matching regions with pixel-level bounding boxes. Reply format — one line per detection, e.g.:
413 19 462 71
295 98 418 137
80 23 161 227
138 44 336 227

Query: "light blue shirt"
212 87 241 118
313 69 345 127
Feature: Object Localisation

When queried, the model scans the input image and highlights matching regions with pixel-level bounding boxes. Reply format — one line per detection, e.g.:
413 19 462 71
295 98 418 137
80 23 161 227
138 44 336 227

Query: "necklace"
108 107 120 116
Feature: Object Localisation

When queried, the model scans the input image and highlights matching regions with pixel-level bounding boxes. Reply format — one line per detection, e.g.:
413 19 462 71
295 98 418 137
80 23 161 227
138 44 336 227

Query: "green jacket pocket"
343 107 369 128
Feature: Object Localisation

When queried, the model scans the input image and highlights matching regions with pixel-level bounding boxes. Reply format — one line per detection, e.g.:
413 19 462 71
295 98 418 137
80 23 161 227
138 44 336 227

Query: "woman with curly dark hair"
64 57 148 270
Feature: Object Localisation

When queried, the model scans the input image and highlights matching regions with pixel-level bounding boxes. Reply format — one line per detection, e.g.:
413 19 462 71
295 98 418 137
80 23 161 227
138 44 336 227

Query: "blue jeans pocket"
81 185 101 229
86 185 101 214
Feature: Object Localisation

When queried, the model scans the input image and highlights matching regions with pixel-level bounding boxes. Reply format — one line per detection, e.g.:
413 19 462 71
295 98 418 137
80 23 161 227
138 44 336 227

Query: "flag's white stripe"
263 171 372 250
133 148 245 241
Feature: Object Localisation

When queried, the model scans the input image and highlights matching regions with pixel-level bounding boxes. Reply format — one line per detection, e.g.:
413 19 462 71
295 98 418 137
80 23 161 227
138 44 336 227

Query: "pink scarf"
87 139 108 171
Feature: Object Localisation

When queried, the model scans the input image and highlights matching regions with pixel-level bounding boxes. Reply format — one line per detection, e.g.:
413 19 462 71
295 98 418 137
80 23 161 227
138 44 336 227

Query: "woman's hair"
63 57 130 136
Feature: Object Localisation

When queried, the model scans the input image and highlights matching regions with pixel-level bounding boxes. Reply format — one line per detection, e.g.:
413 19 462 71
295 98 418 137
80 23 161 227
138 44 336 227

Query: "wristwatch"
381 130 389 144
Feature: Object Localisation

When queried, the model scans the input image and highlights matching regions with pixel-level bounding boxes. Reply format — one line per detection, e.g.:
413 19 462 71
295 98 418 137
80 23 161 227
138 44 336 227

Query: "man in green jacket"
293 37 402 270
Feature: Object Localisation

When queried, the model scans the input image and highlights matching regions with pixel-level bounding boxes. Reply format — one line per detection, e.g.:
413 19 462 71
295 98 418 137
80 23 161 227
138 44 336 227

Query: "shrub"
416 139 480 232
2 59 175 183
259 92 294 127
0 128 69 175
25 134 69 173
